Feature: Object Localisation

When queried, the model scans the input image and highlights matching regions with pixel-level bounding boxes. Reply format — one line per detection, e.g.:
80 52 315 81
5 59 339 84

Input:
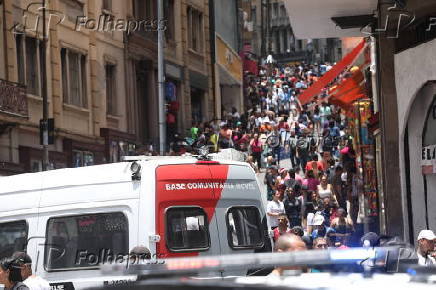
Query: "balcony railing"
271 16 290 28
0 79 28 118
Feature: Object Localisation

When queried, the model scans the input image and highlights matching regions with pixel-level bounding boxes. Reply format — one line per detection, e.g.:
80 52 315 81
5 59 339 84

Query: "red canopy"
298 39 366 105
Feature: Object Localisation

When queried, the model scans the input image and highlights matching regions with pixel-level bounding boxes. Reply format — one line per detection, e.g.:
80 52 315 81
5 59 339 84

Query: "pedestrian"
303 170 319 191
268 234 307 276
283 185 302 228
311 214 336 246
273 214 292 242
330 208 354 247
249 133 263 169
264 165 278 201
12 252 49 290
0 258 29 290
313 237 329 249
266 191 285 230
416 230 436 266
331 165 346 209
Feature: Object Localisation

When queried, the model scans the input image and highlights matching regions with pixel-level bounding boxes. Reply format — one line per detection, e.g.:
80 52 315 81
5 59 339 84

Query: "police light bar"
104 247 394 279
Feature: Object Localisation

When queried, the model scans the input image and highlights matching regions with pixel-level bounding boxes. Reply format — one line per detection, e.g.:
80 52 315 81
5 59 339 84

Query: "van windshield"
0 221 27 259
44 212 128 271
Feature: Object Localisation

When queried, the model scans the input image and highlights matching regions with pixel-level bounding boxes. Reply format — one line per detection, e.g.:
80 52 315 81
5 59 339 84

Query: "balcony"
271 16 290 28
0 79 28 118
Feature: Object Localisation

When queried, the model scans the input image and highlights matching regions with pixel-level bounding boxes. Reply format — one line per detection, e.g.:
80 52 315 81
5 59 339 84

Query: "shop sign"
422 144 436 174
216 35 242 81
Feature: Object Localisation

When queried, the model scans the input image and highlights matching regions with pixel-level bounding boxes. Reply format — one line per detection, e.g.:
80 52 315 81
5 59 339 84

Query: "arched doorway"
404 82 436 240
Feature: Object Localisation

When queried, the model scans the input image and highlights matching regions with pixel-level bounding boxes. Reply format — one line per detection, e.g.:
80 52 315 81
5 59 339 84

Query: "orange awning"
298 39 366 105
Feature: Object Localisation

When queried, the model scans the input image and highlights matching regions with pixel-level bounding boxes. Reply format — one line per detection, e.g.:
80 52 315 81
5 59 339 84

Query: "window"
226 207 263 249
280 5 287 17
25 37 40 95
16 35 25 85
61 48 87 107
273 3 278 18
72 150 94 167
64 0 84 22
187 7 203 53
166 207 210 251
0 221 28 259
133 0 154 20
102 0 111 11
164 0 175 42
45 212 128 270
105 64 116 115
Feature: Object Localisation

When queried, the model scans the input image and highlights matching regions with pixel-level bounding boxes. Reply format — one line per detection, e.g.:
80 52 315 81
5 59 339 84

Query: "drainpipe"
2 0 9 80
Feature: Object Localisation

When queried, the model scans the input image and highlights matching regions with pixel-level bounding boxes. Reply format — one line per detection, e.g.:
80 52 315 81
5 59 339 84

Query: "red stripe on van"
155 164 229 258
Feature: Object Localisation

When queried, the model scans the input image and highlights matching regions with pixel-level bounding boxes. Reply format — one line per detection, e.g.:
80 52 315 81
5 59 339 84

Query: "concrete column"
4 0 17 82
377 35 404 238
49 0 63 129
88 0 105 136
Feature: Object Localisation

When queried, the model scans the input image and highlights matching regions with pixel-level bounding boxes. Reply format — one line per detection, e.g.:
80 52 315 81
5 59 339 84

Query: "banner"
422 144 436 174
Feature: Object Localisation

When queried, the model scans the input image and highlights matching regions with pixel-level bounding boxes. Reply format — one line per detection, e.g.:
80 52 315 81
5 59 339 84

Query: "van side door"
155 164 221 259
210 164 271 275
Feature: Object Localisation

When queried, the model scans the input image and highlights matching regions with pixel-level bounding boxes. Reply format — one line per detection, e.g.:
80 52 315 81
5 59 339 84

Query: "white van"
0 156 272 289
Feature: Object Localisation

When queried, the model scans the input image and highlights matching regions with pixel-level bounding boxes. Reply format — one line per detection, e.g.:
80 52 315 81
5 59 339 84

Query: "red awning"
329 67 366 105
298 39 366 105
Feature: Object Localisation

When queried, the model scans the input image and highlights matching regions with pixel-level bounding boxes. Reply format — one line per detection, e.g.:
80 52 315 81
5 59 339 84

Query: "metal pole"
41 0 49 170
157 0 166 155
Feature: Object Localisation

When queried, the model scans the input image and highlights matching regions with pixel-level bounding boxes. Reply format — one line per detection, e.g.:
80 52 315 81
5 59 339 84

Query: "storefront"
395 34 436 240
100 128 137 163
165 62 183 141
19 146 67 172
215 34 243 119
63 138 105 168
189 70 208 125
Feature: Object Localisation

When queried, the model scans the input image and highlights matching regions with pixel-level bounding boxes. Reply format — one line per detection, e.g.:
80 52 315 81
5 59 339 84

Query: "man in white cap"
310 214 335 245
417 229 435 266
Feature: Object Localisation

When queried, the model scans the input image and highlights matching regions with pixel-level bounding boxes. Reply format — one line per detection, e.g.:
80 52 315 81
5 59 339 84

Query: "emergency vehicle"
0 156 271 289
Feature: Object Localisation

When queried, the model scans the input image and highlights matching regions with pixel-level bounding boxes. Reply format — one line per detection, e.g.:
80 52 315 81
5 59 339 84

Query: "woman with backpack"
250 133 263 170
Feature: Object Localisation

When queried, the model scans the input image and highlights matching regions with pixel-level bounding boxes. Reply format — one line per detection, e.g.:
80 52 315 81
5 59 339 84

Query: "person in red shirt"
273 214 292 242
305 155 325 176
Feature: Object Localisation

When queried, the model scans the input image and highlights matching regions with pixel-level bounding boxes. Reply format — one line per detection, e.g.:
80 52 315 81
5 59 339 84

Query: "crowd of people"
167 60 435 261
177 61 362 247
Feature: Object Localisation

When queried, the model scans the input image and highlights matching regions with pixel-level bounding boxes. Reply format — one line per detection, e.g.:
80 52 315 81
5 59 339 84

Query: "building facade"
0 0 135 175
0 0 222 174
212 0 244 119
248 0 341 64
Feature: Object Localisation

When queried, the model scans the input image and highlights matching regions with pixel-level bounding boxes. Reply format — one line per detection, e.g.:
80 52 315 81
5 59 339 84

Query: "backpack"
323 136 333 152
296 138 308 153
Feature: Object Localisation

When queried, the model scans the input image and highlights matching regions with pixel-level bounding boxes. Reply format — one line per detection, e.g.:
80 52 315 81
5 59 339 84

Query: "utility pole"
157 0 166 155
41 0 49 170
